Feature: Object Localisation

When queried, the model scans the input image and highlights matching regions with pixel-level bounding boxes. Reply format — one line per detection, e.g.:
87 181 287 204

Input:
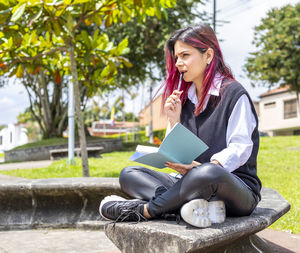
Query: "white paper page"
136 145 159 154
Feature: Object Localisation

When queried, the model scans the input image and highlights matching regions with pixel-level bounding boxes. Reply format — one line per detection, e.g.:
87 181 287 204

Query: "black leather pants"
119 163 259 218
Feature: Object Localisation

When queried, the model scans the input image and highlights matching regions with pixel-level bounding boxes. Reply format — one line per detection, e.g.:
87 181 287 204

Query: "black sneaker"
99 195 147 222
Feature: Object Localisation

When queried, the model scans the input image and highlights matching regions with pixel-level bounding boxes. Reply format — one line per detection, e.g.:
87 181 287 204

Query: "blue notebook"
130 123 208 169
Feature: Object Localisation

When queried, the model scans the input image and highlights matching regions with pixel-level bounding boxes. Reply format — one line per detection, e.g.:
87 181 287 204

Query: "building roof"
259 85 290 98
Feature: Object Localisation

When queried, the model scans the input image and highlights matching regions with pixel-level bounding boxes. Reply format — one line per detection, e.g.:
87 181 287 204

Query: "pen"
175 73 183 103
177 72 183 91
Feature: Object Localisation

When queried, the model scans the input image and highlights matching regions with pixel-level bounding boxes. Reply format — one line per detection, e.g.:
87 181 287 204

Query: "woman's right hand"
164 90 183 127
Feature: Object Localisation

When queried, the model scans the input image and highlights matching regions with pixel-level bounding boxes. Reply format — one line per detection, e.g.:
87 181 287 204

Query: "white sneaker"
180 199 225 228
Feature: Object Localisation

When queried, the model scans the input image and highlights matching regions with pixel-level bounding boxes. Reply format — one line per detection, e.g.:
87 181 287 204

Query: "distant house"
0 124 28 152
88 120 139 137
259 86 300 136
138 94 168 131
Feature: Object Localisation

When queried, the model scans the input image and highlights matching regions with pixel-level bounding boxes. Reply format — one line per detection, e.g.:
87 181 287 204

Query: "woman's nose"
175 58 183 67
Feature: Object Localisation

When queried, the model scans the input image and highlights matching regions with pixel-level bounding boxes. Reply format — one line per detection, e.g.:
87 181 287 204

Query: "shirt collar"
188 73 223 105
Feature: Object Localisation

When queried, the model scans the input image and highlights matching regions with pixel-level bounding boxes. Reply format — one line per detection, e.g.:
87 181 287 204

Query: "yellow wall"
139 94 168 130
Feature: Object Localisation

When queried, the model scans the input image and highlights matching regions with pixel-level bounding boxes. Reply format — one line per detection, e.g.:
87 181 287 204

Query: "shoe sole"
180 199 225 228
208 200 226 223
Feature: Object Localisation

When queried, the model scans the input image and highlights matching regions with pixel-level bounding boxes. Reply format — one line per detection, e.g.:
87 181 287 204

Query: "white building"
0 124 28 152
259 86 300 136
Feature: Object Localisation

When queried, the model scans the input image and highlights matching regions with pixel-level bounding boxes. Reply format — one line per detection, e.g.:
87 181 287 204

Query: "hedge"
107 129 166 144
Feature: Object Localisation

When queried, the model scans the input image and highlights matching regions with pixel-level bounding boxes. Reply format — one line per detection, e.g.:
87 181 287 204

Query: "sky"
0 0 299 125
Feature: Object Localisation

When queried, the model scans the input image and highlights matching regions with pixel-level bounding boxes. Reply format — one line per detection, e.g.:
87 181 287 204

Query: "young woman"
99 24 261 228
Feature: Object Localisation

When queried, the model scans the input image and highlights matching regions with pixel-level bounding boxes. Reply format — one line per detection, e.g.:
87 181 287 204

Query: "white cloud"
0 81 29 125
0 97 15 106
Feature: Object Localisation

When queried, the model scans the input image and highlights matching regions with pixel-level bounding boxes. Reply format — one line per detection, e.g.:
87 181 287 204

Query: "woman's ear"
206 48 214 65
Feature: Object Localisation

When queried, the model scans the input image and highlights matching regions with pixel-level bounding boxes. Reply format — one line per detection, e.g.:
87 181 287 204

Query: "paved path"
0 229 120 253
258 229 300 253
0 160 52 171
0 228 299 253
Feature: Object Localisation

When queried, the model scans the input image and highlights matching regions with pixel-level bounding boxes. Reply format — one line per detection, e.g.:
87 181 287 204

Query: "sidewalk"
0 228 298 253
258 229 300 253
0 229 121 253
0 160 53 171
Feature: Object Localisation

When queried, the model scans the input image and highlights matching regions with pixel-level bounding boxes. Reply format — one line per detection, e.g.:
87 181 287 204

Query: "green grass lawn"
257 135 300 234
0 136 299 234
0 151 172 178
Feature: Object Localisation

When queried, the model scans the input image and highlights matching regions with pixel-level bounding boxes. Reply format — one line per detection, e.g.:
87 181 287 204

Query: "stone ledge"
0 177 127 230
104 188 290 253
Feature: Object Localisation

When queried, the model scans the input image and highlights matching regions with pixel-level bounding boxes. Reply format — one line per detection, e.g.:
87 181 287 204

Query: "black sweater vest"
180 81 262 199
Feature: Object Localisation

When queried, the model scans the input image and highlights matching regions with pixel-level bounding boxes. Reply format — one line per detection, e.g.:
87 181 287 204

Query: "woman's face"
174 40 211 87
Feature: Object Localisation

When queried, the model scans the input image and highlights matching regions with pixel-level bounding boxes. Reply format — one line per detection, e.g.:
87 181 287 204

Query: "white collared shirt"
166 75 257 173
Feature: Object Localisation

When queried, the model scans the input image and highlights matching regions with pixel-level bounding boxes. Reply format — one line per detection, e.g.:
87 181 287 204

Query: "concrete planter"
0 177 127 230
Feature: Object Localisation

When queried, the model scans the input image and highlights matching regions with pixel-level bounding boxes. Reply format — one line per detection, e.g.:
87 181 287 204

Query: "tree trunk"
22 72 67 139
68 40 90 177
37 70 52 133
296 92 300 115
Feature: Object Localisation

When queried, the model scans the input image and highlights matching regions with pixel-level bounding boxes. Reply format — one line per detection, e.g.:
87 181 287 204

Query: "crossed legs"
119 163 258 218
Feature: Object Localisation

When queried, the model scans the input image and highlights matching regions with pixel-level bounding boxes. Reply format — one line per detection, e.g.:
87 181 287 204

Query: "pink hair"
161 24 234 116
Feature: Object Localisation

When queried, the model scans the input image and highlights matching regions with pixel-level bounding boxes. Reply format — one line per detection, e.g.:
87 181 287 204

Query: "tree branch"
24 83 45 134
39 69 52 130
57 105 68 134
7 47 67 67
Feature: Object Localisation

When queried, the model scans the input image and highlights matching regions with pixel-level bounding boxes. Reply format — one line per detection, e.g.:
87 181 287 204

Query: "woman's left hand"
166 161 201 175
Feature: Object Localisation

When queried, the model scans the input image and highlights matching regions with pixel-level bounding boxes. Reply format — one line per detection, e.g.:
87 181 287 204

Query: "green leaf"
121 48 130 55
145 7 155 16
121 57 133 68
55 7 66 17
8 37 13 48
117 38 128 54
72 0 90 4
100 62 117 78
53 20 63 36
29 8 43 25
123 5 132 17
80 30 92 49
16 64 24 78
11 3 26 22
9 25 19 30
105 42 114 52
100 64 110 78
105 15 112 27
121 10 128 24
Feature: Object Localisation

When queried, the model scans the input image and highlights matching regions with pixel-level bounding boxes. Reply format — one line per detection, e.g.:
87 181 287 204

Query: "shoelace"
109 209 148 228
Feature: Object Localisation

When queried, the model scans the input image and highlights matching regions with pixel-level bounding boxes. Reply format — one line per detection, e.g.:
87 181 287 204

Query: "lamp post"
149 82 153 144
68 80 75 165
213 0 216 32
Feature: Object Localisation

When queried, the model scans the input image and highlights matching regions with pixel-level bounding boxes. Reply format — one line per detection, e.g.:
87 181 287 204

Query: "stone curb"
0 177 127 230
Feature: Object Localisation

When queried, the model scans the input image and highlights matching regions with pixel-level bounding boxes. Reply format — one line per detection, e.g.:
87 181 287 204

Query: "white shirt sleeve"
165 121 172 137
210 94 257 172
